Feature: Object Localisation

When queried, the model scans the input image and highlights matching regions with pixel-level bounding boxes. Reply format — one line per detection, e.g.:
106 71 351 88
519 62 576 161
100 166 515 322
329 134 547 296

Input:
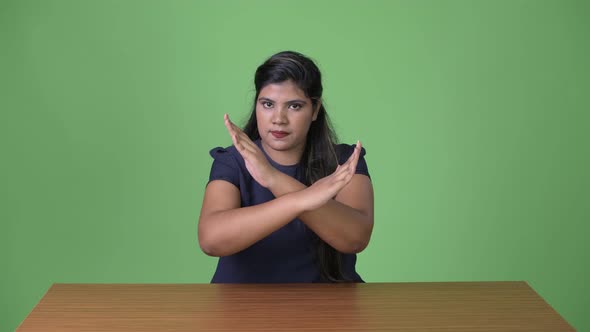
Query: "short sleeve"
208 147 240 188
336 144 370 178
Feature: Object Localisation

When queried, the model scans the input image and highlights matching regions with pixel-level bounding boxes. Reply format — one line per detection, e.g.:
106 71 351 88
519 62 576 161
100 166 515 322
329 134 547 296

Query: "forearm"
198 192 304 257
268 172 373 253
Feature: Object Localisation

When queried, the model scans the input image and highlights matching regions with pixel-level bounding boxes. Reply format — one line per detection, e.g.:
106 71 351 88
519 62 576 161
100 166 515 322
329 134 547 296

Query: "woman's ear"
312 100 321 121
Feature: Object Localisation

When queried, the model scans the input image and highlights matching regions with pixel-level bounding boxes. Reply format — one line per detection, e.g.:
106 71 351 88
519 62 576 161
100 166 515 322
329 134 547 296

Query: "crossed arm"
197 115 374 257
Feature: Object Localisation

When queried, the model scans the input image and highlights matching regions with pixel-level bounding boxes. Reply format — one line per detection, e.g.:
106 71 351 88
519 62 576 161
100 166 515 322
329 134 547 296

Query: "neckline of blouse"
254 139 300 170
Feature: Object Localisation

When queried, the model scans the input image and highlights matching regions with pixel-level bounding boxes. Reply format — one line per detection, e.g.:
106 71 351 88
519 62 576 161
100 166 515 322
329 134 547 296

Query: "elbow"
341 239 370 254
199 239 220 257
352 219 374 253
200 237 234 257
338 224 373 254
332 233 370 254
198 215 224 257
354 239 370 253
198 230 237 257
198 215 240 257
198 227 224 257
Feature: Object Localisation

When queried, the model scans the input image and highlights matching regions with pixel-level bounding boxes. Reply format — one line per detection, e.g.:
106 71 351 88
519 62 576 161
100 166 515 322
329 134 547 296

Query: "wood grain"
17 282 574 331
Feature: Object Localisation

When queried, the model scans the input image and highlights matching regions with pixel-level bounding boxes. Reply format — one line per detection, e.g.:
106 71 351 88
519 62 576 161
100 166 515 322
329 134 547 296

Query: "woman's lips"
271 131 289 138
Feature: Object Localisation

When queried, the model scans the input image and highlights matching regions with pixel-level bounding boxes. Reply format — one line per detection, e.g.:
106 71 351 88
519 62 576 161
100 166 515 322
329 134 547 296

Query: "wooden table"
17 281 574 331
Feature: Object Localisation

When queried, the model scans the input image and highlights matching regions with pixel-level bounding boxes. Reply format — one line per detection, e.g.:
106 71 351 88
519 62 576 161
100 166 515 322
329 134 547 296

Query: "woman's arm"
223 114 374 254
198 180 305 257
198 147 361 257
268 171 374 254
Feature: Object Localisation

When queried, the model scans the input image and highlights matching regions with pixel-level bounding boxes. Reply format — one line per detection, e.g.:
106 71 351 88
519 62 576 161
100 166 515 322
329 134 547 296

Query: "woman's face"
256 80 319 165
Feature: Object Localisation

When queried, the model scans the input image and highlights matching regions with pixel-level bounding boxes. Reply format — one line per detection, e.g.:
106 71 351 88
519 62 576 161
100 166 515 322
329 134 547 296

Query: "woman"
198 51 374 283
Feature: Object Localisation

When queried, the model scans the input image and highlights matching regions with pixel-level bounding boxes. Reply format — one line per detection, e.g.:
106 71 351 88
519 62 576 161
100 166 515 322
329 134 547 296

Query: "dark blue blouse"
207 139 370 283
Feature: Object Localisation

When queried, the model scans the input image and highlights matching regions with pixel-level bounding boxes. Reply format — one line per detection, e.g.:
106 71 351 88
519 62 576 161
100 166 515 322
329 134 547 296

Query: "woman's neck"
259 139 305 167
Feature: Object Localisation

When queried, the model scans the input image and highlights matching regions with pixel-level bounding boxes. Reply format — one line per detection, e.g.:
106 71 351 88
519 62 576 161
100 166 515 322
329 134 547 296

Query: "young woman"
198 51 374 283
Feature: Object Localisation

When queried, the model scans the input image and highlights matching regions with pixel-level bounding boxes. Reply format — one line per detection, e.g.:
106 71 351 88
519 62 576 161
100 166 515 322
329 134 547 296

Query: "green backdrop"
1 0 588 331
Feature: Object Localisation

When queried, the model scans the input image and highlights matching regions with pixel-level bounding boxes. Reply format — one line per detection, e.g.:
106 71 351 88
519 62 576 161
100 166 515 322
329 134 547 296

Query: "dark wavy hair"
243 50 351 282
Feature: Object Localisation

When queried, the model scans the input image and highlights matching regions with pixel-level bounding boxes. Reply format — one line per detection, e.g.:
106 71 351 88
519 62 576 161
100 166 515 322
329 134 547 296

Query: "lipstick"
271 131 289 139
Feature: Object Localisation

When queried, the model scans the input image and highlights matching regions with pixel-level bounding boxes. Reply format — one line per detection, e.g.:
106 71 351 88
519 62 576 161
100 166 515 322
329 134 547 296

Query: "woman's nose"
271 109 288 124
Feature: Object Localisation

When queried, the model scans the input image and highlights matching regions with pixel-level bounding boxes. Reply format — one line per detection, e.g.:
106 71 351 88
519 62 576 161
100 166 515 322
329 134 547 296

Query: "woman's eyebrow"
258 97 307 104
286 99 307 104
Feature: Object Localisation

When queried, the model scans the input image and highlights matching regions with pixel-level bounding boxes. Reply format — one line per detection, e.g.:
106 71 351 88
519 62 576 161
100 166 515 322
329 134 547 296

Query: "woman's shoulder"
209 145 243 168
207 145 248 187
209 144 239 157
334 142 367 164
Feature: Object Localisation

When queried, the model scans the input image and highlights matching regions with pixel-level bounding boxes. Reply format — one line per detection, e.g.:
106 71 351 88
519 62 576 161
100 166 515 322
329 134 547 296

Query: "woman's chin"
264 140 292 151
262 136 306 154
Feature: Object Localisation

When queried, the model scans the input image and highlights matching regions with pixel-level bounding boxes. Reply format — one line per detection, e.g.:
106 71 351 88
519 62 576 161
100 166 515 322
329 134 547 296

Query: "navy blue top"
207 139 370 283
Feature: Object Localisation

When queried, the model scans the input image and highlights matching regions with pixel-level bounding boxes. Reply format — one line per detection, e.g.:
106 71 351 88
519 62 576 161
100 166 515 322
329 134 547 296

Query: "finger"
334 164 354 186
232 133 261 163
231 133 242 152
336 147 358 174
226 114 249 142
226 115 246 137
334 162 351 178
335 142 360 181
342 148 356 166
349 140 362 176
229 115 246 138
224 113 232 130
225 117 257 150
238 131 257 148
234 136 255 160
232 137 251 158
234 132 259 155
333 162 348 173
224 114 237 138
225 115 257 153
341 140 361 167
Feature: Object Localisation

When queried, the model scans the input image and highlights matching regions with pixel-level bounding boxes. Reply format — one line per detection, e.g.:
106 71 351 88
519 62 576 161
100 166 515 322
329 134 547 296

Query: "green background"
1 0 588 330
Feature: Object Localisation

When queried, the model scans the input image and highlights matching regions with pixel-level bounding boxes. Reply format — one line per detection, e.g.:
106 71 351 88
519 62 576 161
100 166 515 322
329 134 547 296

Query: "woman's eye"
263 102 273 108
290 104 302 110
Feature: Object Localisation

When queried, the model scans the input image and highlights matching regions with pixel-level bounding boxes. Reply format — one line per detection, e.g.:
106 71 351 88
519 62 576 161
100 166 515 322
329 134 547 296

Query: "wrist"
266 170 308 197
265 168 280 191
289 189 309 214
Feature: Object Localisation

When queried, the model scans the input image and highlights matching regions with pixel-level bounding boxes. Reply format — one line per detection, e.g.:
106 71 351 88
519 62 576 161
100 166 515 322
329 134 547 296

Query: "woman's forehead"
259 81 308 101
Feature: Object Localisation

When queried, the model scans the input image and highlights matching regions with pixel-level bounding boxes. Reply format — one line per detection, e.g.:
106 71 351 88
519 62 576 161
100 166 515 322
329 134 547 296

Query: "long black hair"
243 51 351 282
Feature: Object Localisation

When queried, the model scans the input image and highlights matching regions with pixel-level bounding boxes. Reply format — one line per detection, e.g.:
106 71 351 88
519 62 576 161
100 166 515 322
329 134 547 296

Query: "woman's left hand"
296 141 362 212
224 114 279 189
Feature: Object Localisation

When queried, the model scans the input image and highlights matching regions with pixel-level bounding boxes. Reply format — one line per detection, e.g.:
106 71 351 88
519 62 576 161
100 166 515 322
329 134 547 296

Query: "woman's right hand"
298 141 362 212
224 113 279 189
